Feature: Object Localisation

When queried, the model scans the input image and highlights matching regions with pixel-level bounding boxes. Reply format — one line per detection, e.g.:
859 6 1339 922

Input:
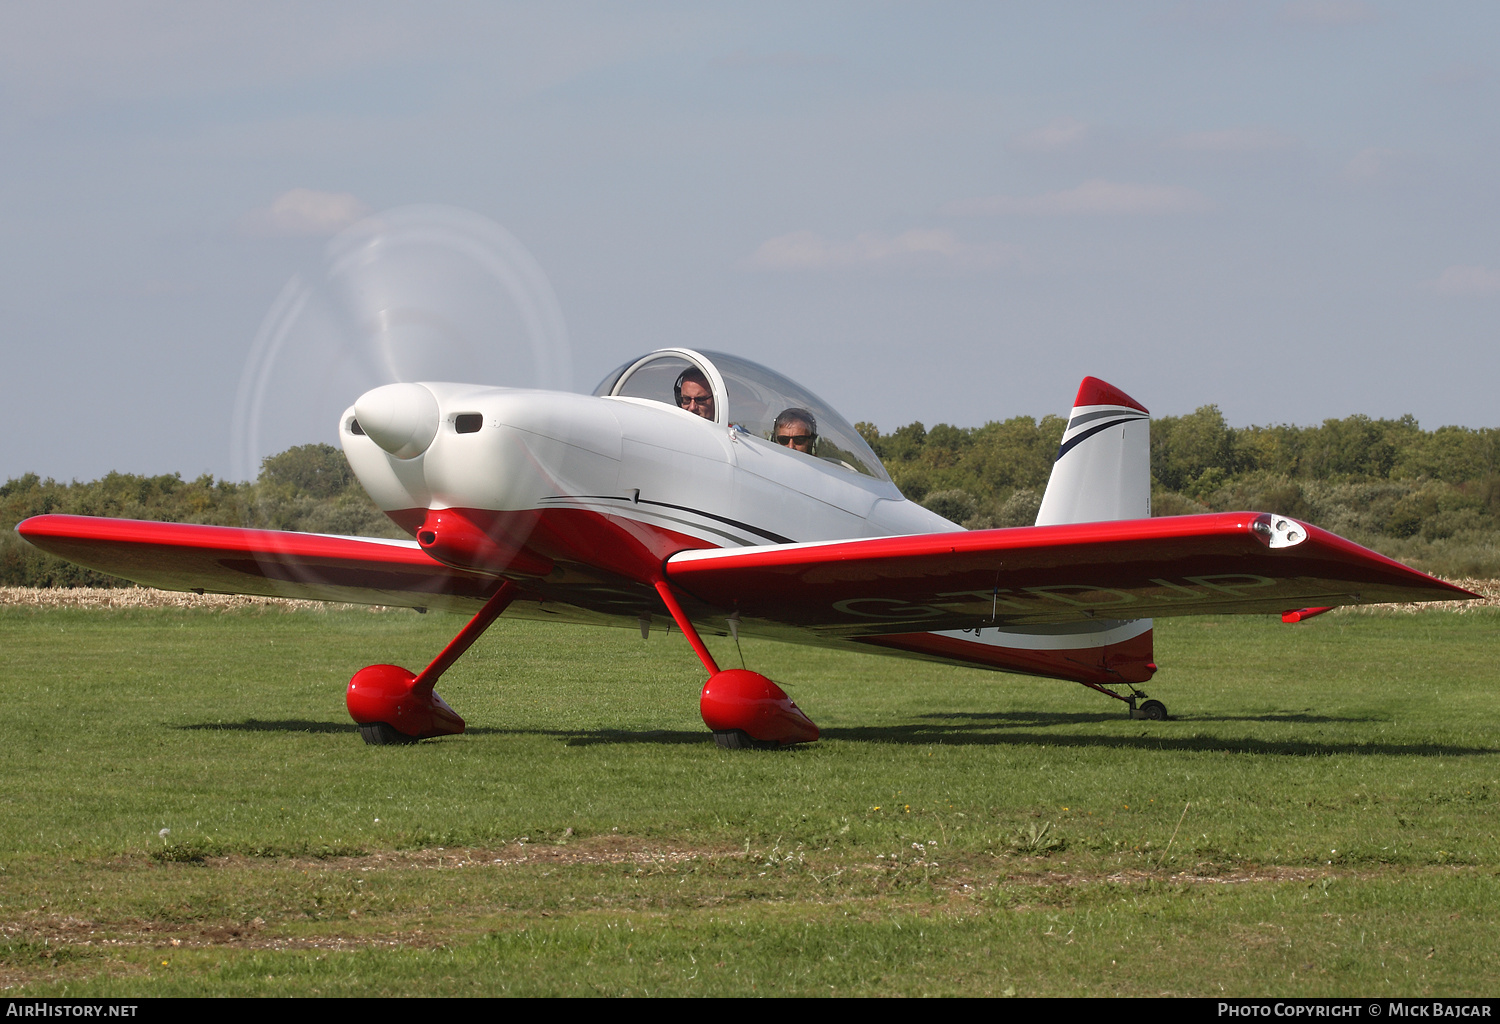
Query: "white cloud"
745 228 1018 272
941 179 1212 217
1425 266 1500 296
1169 127 1297 153
1010 118 1089 153
1279 1 1377 26
240 189 371 238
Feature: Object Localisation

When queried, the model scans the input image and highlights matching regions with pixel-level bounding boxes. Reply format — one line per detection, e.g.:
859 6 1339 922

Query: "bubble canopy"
593 349 889 481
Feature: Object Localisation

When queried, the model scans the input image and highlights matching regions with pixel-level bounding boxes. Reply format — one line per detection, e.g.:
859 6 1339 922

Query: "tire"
712 729 779 751
358 722 420 746
1138 699 1168 721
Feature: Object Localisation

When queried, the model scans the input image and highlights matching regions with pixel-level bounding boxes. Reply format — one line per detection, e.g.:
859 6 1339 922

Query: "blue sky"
4 1 1498 481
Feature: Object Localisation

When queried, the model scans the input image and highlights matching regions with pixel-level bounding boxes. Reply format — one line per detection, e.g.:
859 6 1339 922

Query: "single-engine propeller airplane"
17 347 1474 747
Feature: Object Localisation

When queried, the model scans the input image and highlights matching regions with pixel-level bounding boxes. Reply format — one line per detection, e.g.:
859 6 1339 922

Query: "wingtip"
1075 376 1148 414
15 514 54 538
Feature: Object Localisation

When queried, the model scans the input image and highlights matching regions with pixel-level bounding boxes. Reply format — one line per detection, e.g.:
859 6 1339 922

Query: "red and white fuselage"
339 349 1156 688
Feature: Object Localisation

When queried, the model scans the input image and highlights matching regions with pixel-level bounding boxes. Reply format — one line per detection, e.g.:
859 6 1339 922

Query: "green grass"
1 604 1497 995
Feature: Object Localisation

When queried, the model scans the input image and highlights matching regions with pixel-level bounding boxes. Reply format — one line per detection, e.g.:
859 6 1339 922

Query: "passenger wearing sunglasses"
772 408 817 455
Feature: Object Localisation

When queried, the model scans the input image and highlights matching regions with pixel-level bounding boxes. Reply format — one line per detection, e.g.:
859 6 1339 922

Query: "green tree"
1300 415 1410 480
259 443 357 498
1151 405 1235 492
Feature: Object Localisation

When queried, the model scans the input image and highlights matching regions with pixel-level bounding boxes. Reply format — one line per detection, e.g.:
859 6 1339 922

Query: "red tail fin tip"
1074 376 1148 413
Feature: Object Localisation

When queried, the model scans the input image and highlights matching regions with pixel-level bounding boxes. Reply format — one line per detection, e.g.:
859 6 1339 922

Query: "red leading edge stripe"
13 514 501 603
16 515 440 563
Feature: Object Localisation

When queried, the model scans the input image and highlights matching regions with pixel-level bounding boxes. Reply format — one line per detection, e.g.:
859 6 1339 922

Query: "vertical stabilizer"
1035 376 1151 527
867 375 1158 691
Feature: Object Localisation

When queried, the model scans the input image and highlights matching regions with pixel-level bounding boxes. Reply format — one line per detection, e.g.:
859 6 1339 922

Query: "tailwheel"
358 722 421 746
1077 679 1167 721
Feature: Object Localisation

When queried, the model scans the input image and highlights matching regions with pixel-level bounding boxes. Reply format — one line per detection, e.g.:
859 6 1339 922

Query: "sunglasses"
775 434 815 446
679 395 713 407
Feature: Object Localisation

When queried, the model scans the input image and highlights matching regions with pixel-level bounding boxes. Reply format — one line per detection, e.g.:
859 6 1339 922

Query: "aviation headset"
772 407 817 437
772 407 818 452
673 366 713 407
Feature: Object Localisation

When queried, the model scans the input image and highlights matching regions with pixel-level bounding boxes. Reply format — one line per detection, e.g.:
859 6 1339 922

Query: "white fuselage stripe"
928 617 1152 651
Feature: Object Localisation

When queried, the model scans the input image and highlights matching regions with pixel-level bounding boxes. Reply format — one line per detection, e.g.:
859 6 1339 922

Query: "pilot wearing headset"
674 368 716 421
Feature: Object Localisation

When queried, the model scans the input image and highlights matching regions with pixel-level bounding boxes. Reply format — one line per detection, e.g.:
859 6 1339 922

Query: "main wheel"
358 722 420 745
1138 699 1168 721
712 729 779 751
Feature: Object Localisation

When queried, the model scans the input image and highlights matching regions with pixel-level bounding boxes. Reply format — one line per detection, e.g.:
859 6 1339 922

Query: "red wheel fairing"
700 669 819 746
346 664 465 739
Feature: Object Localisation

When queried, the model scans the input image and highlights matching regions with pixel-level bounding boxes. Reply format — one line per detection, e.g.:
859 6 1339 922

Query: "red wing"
16 515 501 611
664 511 1473 636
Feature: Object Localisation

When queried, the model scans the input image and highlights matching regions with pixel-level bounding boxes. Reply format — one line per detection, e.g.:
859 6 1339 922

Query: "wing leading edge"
16 514 501 612
18 510 1475 647
664 511 1473 637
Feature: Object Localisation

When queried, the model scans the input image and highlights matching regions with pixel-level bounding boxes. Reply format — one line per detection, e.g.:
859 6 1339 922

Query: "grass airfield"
1 596 1497 996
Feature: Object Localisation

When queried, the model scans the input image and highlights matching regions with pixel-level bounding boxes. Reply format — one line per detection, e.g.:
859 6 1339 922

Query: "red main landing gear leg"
652 580 819 749
346 580 519 745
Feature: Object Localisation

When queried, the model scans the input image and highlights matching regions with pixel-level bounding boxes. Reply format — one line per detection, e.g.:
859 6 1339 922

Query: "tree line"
5 408 1499 588
1 444 405 588
854 408 1500 577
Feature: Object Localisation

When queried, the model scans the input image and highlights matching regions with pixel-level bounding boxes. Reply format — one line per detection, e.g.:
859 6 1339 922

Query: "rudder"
1035 376 1151 527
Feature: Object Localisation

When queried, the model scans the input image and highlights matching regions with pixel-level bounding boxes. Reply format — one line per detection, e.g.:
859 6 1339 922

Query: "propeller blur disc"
231 205 573 484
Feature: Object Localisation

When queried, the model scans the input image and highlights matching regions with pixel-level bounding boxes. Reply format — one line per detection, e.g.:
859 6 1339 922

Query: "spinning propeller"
231 204 573 484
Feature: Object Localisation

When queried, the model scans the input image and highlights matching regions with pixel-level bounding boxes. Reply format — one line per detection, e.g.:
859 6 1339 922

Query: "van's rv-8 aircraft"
17 348 1473 747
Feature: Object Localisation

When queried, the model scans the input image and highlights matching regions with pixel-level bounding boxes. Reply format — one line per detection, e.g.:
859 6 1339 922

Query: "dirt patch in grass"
0 586 392 613
2 843 1487 996
1 836 748 974
1023 865 1325 886
203 834 745 872
1 853 1335 956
